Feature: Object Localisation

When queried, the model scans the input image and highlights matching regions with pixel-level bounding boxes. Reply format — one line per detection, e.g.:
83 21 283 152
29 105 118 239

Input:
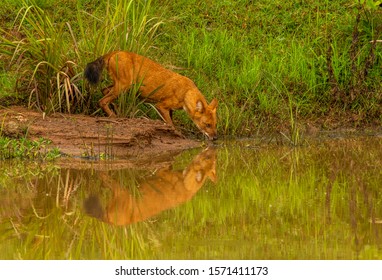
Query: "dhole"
84 51 218 140
84 147 217 226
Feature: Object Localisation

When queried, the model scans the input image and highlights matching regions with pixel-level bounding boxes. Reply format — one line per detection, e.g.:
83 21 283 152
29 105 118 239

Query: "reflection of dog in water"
84 148 217 226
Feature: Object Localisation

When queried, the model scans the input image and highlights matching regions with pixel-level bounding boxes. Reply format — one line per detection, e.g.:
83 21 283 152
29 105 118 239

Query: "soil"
0 106 200 162
2 106 381 167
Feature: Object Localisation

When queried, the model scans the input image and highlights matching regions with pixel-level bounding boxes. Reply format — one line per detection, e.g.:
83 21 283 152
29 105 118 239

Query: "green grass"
0 136 60 160
0 0 163 116
1 0 382 137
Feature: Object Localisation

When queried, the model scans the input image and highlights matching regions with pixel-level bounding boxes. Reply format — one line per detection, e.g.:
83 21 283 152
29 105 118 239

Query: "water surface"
1 135 382 259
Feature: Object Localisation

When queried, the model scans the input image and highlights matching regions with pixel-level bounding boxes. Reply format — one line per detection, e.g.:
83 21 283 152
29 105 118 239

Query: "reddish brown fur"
84 51 218 140
84 148 217 226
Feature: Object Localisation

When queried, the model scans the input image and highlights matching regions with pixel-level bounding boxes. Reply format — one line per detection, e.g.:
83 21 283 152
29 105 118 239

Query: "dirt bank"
0 106 200 160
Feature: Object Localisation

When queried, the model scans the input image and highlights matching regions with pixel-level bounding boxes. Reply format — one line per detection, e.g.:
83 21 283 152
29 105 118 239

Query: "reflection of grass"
160 138 382 259
1 139 382 259
0 166 161 259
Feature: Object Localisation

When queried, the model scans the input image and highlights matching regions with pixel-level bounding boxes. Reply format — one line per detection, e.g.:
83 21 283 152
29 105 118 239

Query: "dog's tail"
84 56 105 85
83 194 104 220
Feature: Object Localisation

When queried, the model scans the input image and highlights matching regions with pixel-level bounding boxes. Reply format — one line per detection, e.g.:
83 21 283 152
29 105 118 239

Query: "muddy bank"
0 106 200 160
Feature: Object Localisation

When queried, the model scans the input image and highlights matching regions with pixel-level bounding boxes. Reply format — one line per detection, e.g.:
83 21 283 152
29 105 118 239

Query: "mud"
0 106 200 161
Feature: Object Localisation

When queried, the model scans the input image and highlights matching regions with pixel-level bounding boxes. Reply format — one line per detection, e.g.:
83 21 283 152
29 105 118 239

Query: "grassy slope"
154 0 382 135
1 0 382 137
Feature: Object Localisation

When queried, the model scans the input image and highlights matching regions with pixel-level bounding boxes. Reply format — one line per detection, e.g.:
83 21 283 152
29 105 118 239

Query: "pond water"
1 135 382 260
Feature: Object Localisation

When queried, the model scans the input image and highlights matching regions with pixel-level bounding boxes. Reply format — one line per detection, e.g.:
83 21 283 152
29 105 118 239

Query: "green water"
1 136 382 260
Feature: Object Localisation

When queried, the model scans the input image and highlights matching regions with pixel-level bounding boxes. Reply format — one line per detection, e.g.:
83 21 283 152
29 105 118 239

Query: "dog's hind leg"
102 85 113 96
99 85 121 117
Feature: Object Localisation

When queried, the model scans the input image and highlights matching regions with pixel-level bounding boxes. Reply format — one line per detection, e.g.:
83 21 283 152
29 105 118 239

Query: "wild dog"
84 147 217 226
84 51 218 140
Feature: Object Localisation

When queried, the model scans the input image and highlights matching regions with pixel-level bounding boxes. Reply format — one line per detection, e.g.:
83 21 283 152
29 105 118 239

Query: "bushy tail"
84 56 105 85
83 195 104 220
